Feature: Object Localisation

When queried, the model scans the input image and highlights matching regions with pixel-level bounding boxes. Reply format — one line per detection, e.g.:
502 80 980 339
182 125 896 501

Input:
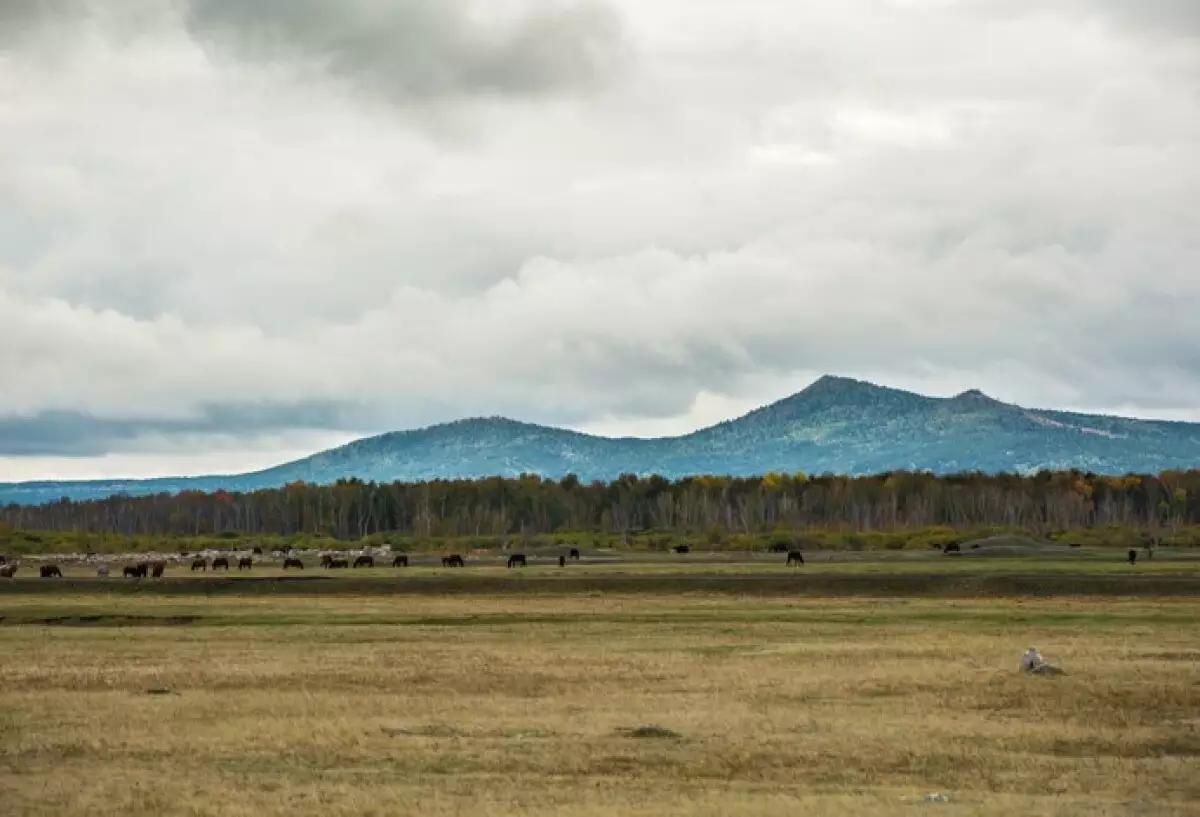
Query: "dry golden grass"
1 593 1197 816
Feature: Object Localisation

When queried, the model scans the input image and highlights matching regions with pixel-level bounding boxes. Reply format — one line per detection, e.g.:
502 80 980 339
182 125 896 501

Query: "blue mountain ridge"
3 375 1200 506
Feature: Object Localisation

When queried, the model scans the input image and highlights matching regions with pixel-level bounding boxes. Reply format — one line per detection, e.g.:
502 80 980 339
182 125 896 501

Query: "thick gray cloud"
185 0 625 101
0 0 1198 476
0 401 355 457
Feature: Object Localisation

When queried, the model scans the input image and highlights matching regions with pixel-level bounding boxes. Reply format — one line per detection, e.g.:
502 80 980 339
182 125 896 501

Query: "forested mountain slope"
4 375 1200 505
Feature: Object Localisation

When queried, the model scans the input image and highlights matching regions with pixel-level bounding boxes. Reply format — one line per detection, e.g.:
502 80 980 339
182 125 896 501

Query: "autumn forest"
3 469 1200 554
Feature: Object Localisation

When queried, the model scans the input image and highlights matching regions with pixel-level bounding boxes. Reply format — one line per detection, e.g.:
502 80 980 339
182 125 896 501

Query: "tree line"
1 470 1196 541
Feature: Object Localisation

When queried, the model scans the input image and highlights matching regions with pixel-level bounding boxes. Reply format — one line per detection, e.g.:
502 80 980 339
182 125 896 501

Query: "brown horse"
283 557 304 570
190 558 208 572
211 557 230 571
353 555 374 568
392 555 408 567
238 557 253 570
40 565 63 578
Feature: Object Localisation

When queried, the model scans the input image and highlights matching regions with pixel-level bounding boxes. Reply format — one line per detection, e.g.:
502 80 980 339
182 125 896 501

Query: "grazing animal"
507 553 527 568
442 554 465 568
1128 549 1137 565
283 557 304 570
392 555 408 568
672 545 690 554
353 555 374 568
786 551 804 566
238 557 253 570
944 543 961 554
1068 543 1081 548
190 558 207 572
150 562 165 578
96 564 110 578
40 565 62 578
0 564 17 578
251 547 263 555
212 557 230 571
768 542 790 553
328 558 349 569
124 564 147 578
320 554 334 568
569 548 580 560
559 555 566 567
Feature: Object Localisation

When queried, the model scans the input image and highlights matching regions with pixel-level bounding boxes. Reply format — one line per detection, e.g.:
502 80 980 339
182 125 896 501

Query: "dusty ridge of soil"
0 614 200 627
0 572 1196 598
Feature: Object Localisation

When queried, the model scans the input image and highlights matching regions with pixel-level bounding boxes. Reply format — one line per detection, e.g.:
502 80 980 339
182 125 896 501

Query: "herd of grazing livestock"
0 543 815 579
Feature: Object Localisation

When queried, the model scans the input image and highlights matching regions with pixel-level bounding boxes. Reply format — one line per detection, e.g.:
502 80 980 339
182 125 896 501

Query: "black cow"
442 554 465 568
768 542 790 553
392 555 409 568
569 548 580 560
558 555 566 567
328 558 349 569
943 543 961 554
40 564 63 578
251 547 263 555
1128 549 1137 565
353 555 374 568
507 554 527 568
786 551 804 566
190 558 207 572
150 562 165 578
212 557 230 571
124 564 147 578
283 558 304 570
672 545 690 554
238 557 253 571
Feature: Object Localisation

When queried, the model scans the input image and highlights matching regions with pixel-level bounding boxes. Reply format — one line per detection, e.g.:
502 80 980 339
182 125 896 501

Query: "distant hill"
4 375 1200 505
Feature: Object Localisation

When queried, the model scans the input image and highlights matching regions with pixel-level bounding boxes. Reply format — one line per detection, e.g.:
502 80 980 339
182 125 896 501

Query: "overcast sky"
1 0 1198 480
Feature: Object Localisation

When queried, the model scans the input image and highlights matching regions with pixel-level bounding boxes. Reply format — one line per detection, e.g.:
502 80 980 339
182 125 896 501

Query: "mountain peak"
798 374 883 397
951 388 1004 406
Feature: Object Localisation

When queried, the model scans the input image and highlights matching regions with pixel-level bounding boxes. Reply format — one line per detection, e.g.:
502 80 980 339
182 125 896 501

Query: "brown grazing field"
1 585 1198 816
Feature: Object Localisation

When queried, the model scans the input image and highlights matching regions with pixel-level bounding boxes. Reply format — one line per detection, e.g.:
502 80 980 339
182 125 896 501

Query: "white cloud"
0 0 1198 477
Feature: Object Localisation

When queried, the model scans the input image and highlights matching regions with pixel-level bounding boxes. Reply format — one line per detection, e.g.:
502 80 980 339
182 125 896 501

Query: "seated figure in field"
1020 647 1064 675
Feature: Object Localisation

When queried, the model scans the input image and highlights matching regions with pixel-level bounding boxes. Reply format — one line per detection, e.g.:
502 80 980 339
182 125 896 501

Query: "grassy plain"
2 580 1199 817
